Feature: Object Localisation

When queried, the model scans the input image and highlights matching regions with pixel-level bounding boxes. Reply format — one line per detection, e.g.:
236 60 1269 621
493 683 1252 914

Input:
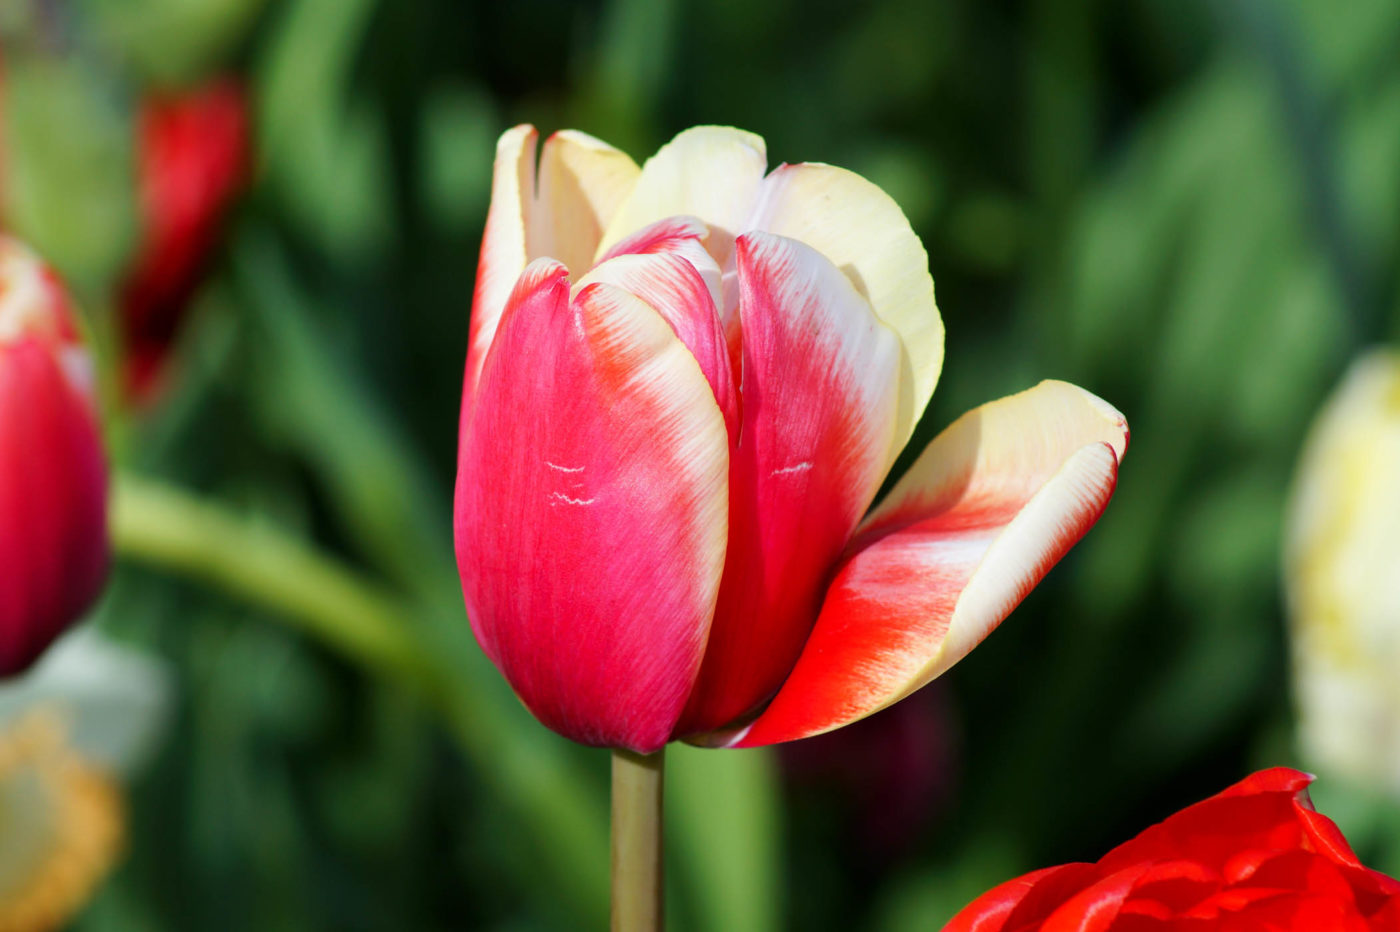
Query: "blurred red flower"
944 768 1400 931
120 79 248 401
0 236 108 675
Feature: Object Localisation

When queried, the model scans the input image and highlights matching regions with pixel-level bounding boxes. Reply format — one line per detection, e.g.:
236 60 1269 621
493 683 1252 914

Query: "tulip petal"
595 126 767 271
464 125 536 403
530 129 642 278
575 250 738 439
454 261 729 753
748 162 943 460
675 232 901 737
0 340 108 675
464 126 640 403
734 381 1126 746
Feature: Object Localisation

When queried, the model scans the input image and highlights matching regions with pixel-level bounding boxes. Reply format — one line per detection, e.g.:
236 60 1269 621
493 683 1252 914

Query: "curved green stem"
110 473 427 683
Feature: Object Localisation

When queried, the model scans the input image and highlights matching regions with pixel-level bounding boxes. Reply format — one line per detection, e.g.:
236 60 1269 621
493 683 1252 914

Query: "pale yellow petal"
595 126 768 269
531 130 640 279
747 163 943 460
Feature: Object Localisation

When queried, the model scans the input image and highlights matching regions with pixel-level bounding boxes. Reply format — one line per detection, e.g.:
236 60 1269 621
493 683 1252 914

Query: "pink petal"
735 381 1127 746
675 232 901 738
576 249 738 440
454 261 729 753
598 215 738 379
0 338 109 675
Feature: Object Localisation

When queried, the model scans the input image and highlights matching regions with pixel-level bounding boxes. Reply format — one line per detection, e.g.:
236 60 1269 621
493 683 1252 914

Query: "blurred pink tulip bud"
0 236 108 675
120 78 248 402
455 126 1128 753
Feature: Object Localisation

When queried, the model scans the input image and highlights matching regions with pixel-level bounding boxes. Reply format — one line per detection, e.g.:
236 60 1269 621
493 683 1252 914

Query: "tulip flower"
456 123 1127 752
1286 350 1400 796
454 125 1127 927
120 79 248 401
0 235 109 675
943 768 1400 930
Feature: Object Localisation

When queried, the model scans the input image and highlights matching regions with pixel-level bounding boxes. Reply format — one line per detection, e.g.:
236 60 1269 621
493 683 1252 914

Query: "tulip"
0 235 109 675
454 124 1128 929
1285 350 1400 795
120 79 248 401
455 124 1128 754
943 768 1400 930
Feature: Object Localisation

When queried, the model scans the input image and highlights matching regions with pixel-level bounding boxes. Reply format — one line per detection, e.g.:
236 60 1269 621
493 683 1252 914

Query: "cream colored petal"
747 162 943 461
595 126 768 270
531 130 641 279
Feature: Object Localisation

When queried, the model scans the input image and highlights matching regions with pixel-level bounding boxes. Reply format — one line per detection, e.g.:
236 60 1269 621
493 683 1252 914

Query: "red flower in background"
0 236 108 675
120 79 248 401
944 768 1400 931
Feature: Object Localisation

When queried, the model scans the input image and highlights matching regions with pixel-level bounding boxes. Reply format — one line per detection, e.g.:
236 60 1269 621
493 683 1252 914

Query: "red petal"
454 261 729 752
675 232 901 737
736 381 1126 746
0 339 109 674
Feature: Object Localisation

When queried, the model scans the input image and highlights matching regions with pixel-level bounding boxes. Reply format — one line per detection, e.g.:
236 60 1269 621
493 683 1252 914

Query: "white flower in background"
0 628 171 931
1285 349 1400 795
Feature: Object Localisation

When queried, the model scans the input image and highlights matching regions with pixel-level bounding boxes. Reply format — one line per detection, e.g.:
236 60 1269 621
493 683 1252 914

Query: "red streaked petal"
575 251 738 440
734 381 1126 746
0 339 109 675
747 162 943 458
676 232 901 738
599 215 736 374
454 262 729 753
595 126 767 271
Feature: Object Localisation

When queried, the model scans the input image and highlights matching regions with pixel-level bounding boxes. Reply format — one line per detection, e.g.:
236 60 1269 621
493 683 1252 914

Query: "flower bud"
0 236 108 675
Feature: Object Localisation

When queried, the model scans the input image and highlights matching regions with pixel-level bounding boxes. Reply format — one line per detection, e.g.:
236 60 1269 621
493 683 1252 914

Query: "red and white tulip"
454 126 1128 753
0 236 108 675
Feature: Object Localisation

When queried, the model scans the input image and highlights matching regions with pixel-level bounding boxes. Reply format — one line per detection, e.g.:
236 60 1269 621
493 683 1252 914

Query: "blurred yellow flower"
1285 349 1400 794
0 629 171 931
0 709 123 932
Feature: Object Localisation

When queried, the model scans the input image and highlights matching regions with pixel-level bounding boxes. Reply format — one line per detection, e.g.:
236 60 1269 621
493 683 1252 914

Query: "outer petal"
675 232 900 737
464 126 640 404
0 340 108 675
454 261 729 753
464 125 536 403
595 126 768 271
941 865 1093 932
735 381 1127 746
747 162 943 460
574 249 738 440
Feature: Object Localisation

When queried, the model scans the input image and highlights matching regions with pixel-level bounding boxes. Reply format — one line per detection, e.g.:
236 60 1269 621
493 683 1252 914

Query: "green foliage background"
4 0 1400 928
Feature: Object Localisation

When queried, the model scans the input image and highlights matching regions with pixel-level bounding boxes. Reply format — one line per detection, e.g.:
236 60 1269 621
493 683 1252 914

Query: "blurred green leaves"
1 54 136 295
7 0 1400 928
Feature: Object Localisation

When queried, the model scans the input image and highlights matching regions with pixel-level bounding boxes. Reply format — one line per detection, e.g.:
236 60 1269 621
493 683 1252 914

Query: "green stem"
612 748 665 932
109 473 427 683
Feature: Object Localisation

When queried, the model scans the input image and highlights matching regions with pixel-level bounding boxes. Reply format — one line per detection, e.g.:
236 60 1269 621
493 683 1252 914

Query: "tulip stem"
612 748 665 932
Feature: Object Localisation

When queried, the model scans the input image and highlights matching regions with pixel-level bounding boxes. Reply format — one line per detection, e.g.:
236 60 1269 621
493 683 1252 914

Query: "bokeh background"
3 0 1400 928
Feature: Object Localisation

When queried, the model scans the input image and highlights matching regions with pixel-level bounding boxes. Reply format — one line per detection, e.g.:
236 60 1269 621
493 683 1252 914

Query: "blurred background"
2 0 1399 928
